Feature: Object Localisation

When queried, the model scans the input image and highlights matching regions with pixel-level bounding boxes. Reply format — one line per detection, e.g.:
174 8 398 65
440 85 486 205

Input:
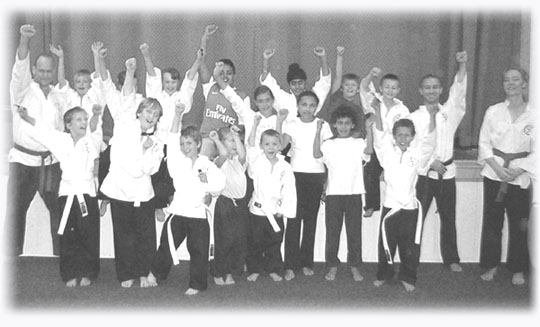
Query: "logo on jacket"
524 125 533 136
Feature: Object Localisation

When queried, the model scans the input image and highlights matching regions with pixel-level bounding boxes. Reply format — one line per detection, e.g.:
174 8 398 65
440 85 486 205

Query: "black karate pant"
109 198 156 282
284 172 325 271
150 145 175 209
363 151 382 212
58 195 100 282
480 177 530 273
376 207 420 286
416 176 460 265
5 162 61 256
324 194 363 268
212 195 248 278
246 214 284 275
151 215 210 291
97 144 111 200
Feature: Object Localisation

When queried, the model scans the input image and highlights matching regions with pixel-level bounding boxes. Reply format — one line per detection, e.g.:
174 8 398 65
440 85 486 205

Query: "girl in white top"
17 106 102 288
277 91 333 281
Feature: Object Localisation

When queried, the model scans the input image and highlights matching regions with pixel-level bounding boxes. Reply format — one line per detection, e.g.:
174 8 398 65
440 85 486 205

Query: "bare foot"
325 267 337 281
284 269 295 281
363 208 374 218
185 288 199 295
225 274 235 285
302 267 314 276
155 208 165 222
99 200 109 217
147 272 158 287
351 267 364 282
121 279 135 288
373 279 385 287
401 280 415 292
66 278 77 287
80 277 92 287
449 263 462 272
269 272 282 282
512 272 525 285
214 277 225 285
247 273 259 282
140 276 153 288
480 267 497 281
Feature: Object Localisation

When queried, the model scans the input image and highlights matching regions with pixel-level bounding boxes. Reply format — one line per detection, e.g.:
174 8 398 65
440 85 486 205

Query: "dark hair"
136 98 163 119
254 85 275 100
63 107 87 133
392 118 416 137
330 105 357 126
34 53 55 67
181 125 202 147
260 129 281 144
162 67 181 81
218 59 235 74
297 90 319 106
287 63 307 83
419 74 441 87
380 73 400 85
342 73 360 85
116 70 138 87
217 126 232 141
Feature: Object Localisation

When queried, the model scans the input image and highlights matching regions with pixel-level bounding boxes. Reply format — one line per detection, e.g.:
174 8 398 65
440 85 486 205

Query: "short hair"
73 69 91 81
330 105 357 126
392 118 416 137
63 107 87 133
116 70 138 87
34 53 55 67
260 129 281 144
419 74 441 87
136 98 163 119
297 90 319 106
380 73 400 85
254 85 275 100
181 125 202 147
504 66 529 84
218 59 235 74
162 67 181 81
217 126 233 141
342 73 360 85
287 63 307 83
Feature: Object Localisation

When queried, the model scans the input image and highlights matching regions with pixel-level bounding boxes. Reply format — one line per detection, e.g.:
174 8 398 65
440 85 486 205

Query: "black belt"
13 143 54 193
492 148 529 202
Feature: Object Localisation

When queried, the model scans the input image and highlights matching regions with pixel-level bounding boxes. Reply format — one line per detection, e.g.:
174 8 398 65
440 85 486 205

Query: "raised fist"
313 46 326 57
263 48 275 60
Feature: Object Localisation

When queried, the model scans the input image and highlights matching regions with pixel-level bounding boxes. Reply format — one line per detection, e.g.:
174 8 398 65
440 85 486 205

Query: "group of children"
9 22 534 296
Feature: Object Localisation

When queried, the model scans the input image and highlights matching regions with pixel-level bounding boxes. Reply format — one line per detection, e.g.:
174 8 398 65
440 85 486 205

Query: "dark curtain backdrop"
6 10 529 148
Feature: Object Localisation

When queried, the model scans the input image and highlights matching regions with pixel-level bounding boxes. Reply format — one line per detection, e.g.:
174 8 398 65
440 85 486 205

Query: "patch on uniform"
441 113 448 122
523 125 533 136
408 156 418 167
393 114 401 124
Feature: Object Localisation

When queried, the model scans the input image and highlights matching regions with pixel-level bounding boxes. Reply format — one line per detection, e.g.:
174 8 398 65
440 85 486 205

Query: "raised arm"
364 117 374 155
276 108 291 149
261 48 275 82
122 58 136 96
314 46 329 77
49 44 66 88
231 125 246 164
248 115 262 148
331 46 344 93
139 43 156 77
170 100 186 134
198 24 218 84
89 104 102 133
455 51 467 83
17 24 35 61
187 48 204 81
360 67 381 93
313 119 324 159
209 130 228 168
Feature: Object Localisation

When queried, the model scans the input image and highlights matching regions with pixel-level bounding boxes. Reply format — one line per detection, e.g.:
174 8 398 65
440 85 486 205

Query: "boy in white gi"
147 104 225 295
313 105 373 282
372 105 435 291
17 105 102 287
245 117 296 282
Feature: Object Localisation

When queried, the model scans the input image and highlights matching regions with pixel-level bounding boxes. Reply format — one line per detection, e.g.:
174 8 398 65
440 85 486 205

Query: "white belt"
58 193 87 235
380 199 423 264
254 201 280 232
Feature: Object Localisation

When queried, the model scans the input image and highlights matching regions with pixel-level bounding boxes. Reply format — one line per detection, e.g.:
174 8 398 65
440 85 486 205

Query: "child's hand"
429 160 447 176
203 193 212 206
277 108 289 122
175 100 186 116
370 67 382 78
263 48 275 60
213 62 223 79
370 98 381 113
196 48 205 60
92 104 103 116
125 58 136 72
365 115 375 128
230 124 241 136
98 47 108 59
49 44 63 58
204 24 218 37
316 118 324 131
208 130 219 142
91 41 103 55
142 136 154 151
140 43 150 56
20 24 36 38
336 46 345 56
16 105 30 120
198 170 208 183
313 46 326 57
253 114 262 126
456 51 467 64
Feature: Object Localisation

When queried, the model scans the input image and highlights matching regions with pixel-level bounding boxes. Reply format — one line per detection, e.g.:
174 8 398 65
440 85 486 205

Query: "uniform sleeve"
97 70 124 119
373 128 394 169
202 162 226 196
477 107 494 165
173 70 199 114
167 132 183 179
202 77 214 100
220 85 252 122
277 165 297 218
10 52 32 106
320 139 332 164
28 122 68 161
260 72 292 110
145 66 162 99
443 73 467 130
321 121 334 141
312 68 332 115
141 139 164 175
415 129 436 175
359 82 379 115
246 146 260 179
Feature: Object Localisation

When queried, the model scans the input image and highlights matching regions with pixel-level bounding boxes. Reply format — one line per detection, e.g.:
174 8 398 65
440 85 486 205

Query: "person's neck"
300 116 315 123
38 83 51 97
264 153 278 164
507 94 526 109
383 97 395 108
70 132 85 144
